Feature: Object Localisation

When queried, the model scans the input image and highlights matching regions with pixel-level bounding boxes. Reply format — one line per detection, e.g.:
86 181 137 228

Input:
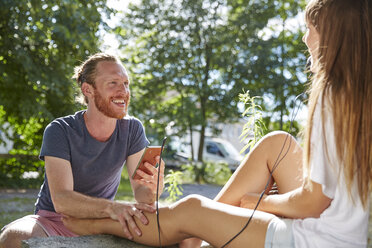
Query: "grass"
0 197 35 229
115 169 137 201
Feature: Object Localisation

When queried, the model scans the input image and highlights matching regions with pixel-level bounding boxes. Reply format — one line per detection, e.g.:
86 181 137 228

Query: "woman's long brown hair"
304 0 372 208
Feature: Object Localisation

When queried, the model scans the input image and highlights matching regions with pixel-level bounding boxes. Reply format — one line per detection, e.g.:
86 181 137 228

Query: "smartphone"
132 146 162 179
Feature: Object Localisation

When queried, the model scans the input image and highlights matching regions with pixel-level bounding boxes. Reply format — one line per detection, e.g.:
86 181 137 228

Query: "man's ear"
81 82 94 99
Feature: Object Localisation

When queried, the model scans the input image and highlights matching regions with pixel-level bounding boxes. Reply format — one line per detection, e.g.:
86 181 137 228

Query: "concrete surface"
21 234 178 248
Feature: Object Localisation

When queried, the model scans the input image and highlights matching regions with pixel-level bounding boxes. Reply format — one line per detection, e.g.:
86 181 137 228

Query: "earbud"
306 56 312 71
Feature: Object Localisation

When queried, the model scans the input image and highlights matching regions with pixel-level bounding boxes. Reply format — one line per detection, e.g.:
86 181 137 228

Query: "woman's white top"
292 99 369 248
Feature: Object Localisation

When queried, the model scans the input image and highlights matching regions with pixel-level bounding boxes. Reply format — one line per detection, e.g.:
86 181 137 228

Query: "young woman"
62 0 371 247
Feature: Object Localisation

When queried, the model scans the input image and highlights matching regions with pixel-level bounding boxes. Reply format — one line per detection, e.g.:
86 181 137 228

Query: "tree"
116 0 304 161
0 0 113 178
226 0 307 133
118 0 236 161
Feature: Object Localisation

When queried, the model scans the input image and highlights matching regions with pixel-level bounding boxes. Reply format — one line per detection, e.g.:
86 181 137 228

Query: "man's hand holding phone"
132 146 165 198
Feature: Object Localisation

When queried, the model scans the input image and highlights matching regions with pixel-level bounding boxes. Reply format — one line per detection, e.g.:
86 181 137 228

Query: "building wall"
0 128 13 154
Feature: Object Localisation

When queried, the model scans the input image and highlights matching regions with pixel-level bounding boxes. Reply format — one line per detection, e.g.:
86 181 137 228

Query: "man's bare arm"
45 156 111 218
45 156 155 239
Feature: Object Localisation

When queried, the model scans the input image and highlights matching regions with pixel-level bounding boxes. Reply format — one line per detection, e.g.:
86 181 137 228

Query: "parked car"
203 138 244 171
164 137 244 171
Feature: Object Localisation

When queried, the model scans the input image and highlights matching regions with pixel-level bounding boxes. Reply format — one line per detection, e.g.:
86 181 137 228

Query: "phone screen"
132 146 161 179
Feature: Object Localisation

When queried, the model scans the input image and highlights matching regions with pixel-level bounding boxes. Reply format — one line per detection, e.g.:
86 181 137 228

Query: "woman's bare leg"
63 195 275 248
215 131 303 205
180 131 303 247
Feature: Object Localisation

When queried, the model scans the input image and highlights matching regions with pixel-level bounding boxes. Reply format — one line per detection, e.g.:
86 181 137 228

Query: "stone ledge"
21 234 178 248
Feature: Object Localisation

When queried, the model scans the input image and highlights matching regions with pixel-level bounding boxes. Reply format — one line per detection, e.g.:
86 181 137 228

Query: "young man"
0 53 164 248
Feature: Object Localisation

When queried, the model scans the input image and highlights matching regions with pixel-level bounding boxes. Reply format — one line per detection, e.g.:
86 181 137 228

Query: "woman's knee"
257 131 301 166
259 131 299 151
168 194 209 235
263 131 292 143
171 194 206 214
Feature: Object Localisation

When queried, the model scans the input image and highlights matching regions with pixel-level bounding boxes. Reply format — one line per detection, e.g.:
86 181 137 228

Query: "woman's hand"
240 193 264 209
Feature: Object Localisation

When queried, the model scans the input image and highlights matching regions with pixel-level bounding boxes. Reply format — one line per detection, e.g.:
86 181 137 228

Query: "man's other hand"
106 201 155 240
133 156 165 196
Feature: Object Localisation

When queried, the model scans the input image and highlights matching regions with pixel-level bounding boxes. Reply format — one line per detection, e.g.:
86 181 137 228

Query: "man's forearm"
53 190 114 218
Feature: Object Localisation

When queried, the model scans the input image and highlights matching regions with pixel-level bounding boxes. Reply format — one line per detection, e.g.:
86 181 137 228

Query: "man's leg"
0 219 48 248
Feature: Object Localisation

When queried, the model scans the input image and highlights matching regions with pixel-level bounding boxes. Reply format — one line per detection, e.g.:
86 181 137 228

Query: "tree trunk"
188 120 194 161
197 42 211 162
197 124 206 162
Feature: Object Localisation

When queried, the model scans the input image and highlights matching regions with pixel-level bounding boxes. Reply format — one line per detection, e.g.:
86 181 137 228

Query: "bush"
164 170 184 202
180 161 232 185
203 162 232 185
0 155 44 189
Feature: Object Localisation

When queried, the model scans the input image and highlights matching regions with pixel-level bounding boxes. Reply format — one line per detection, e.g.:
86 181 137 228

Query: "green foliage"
0 0 111 122
117 166 185 202
115 167 137 200
203 162 232 185
226 0 308 130
0 177 43 189
179 162 198 184
118 167 184 202
181 161 231 185
0 155 44 188
117 0 270 161
116 0 308 161
164 170 184 202
0 0 309 187
239 91 266 154
0 0 113 181
181 162 206 184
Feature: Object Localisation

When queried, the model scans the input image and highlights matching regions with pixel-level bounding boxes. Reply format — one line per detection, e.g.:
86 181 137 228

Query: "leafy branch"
239 91 266 154
164 170 184 202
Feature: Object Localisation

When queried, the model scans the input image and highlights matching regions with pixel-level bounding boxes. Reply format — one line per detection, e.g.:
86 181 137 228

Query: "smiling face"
303 22 320 72
91 61 130 119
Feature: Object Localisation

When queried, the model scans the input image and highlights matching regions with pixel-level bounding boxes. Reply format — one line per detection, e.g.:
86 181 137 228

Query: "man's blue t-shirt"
35 110 149 213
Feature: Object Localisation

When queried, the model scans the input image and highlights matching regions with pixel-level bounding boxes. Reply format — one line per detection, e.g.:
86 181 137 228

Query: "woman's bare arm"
240 180 332 219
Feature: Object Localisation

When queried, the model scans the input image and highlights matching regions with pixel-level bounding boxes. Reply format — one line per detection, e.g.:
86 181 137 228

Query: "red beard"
93 89 130 119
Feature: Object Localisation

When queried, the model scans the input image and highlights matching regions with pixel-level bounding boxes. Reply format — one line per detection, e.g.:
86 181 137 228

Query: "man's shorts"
1 210 78 237
264 217 294 248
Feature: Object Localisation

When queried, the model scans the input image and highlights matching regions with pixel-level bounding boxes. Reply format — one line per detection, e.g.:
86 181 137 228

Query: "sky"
101 0 143 54
99 0 126 54
107 0 132 10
